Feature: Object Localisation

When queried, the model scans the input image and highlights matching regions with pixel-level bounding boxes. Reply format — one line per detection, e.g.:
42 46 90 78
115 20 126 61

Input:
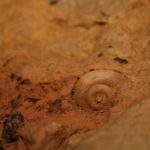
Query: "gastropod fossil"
74 70 126 110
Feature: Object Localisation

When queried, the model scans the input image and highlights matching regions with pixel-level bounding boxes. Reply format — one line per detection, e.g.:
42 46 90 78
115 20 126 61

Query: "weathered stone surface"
0 0 150 150
67 99 150 150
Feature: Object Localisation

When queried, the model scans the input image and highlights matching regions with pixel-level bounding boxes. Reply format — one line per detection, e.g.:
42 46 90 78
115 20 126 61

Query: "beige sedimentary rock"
66 99 150 150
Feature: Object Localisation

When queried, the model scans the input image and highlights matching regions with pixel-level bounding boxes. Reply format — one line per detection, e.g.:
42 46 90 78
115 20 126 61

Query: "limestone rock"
68 99 150 150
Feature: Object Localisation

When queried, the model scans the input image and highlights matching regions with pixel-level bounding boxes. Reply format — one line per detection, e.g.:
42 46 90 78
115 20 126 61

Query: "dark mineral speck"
114 57 128 64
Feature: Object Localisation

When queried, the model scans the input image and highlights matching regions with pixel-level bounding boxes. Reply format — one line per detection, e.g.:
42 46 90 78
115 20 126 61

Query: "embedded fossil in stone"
74 70 126 110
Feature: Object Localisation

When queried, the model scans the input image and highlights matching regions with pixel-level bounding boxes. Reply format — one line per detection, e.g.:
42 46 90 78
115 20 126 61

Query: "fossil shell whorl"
74 70 125 110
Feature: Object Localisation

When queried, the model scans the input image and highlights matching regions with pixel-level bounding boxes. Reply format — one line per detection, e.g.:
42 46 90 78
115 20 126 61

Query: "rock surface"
0 0 150 149
65 99 150 150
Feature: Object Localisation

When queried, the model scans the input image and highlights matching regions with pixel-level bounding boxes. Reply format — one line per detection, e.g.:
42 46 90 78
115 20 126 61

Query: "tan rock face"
0 0 150 150
68 99 150 150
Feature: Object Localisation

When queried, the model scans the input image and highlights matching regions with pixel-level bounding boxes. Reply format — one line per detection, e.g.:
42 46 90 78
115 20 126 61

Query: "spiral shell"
74 70 126 110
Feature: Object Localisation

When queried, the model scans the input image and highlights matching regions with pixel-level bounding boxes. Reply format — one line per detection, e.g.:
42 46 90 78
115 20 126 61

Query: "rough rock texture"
66 99 150 150
0 0 150 149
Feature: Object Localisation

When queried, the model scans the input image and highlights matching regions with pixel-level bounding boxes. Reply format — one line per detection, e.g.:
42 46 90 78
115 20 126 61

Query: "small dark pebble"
17 94 21 99
49 0 59 5
26 98 41 103
94 21 108 26
108 45 113 48
77 76 80 80
97 53 103 57
10 73 16 80
2 112 24 143
89 69 95 72
71 89 75 96
114 57 128 64
20 79 31 85
2 122 19 142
